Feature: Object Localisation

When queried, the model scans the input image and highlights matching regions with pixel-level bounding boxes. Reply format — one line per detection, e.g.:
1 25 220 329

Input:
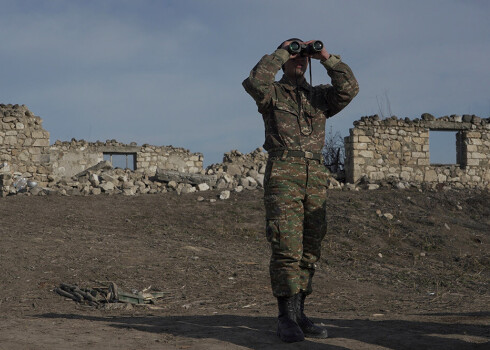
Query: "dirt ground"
0 187 488 349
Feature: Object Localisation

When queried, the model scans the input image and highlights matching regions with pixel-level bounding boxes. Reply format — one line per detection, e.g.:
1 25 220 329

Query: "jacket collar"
278 74 312 92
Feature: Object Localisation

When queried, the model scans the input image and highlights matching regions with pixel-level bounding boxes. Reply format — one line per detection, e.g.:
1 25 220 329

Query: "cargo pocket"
264 193 282 220
264 193 282 244
265 219 280 243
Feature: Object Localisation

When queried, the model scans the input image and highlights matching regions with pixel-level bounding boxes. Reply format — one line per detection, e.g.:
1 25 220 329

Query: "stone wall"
0 104 51 186
50 140 104 179
137 143 203 175
2 104 489 196
49 139 204 179
344 114 490 189
1 105 204 195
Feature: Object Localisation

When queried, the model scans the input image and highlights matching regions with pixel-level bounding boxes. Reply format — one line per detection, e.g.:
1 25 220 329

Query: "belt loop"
281 149 288 160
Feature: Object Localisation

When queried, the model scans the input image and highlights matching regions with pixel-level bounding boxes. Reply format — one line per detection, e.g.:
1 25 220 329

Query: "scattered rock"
383 213 394 220
219 190 231 200
197 183 210 191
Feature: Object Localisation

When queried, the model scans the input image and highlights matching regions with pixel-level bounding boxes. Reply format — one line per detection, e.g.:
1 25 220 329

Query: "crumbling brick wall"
344 114 490 189
0 104 51 185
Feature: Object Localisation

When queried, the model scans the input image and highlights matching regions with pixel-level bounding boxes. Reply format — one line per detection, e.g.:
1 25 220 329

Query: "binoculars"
287 40 324 56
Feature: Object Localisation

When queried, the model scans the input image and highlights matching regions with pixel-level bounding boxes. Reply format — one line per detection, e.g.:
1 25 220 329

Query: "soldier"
242 38 359 342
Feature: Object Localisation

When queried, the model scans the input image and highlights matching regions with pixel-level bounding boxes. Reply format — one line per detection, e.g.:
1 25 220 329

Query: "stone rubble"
1 148 269 198
2 142 487 198
2 104 489 198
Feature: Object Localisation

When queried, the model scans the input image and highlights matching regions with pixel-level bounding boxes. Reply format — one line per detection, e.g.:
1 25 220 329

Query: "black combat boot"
296 292 329 338
276 295 305 342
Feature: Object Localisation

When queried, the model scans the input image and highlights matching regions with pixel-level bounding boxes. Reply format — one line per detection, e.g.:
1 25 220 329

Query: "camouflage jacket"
242 48 359 153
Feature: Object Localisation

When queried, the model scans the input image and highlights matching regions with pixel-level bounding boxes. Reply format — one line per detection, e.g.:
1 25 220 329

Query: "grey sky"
1 0 489 165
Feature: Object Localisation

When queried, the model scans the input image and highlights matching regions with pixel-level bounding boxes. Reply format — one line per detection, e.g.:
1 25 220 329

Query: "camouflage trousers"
264 157 328 297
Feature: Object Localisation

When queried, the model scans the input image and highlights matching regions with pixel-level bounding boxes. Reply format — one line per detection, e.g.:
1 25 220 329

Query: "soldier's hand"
304 40 330 61
281 40 299 59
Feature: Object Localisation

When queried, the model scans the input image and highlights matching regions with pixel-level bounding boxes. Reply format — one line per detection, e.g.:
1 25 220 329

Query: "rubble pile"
2 148 269 198
3 143 482 198
205 148 267 190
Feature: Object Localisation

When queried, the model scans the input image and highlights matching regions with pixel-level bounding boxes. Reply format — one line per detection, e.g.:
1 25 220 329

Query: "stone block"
466 159 480 166
370 171 385 180
391 141 401 151
5 136 17 145
424 170 438 182
91 188 102 195
197 183 210 191
466 132 481 138
351 128 366 136
468 138 482 145
359 150 374 158
355 142 368 150
411 152 426 158
412 137 426 145
469 152 485 159
32 139 50 147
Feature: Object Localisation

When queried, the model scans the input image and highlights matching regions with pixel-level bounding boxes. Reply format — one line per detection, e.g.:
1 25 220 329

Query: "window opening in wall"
429 130 459 165
103 153 136 170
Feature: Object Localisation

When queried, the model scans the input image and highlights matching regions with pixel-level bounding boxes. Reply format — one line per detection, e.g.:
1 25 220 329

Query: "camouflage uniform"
242 48 358 297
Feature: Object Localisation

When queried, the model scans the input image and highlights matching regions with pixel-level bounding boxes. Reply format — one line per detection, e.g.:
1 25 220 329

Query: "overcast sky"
1 0 489 165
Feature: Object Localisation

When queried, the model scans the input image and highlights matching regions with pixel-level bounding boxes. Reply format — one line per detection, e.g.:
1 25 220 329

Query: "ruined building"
1 104 489 195
0 104 203 194
0 104 52 185
344 113 489 188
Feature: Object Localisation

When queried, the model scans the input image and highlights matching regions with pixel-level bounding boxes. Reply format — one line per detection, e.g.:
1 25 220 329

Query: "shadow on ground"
37 312 489 350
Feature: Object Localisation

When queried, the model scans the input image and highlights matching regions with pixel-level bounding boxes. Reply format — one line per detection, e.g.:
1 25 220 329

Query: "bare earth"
0 187 488 349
